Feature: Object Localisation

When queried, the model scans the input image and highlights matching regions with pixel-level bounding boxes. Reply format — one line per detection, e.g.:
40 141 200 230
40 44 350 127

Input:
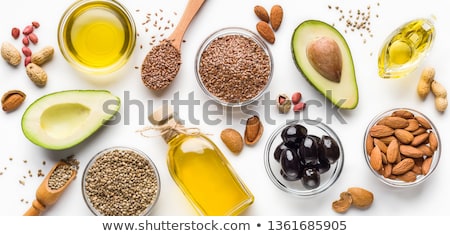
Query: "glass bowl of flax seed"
195 27 273 107
82 146 160 216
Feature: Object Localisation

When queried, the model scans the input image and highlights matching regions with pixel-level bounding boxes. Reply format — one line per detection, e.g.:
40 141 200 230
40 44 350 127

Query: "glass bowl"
82 146 160 216
363 108 441 188
195 27 273 107
264 119 344 197
58 0 136 75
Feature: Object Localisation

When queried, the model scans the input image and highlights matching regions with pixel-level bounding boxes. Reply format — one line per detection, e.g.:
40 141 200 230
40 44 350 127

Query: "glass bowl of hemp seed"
82 146 160 216
195 27 273 107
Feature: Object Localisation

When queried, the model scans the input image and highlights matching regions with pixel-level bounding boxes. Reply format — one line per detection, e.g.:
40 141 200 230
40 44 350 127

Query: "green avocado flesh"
292 20 358 109
21 90 120 150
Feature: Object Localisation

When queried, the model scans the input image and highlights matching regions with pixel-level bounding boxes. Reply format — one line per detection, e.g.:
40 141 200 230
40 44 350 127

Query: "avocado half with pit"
292 20 358 109
21 90 120 150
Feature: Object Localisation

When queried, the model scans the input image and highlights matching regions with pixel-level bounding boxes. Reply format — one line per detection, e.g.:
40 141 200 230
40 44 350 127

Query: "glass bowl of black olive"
264 119 344 197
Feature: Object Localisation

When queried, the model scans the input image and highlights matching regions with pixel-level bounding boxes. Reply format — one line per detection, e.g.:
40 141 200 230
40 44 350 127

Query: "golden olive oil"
378 18 435 79
149 107 254 216
166 134 254 216
60 1 135 73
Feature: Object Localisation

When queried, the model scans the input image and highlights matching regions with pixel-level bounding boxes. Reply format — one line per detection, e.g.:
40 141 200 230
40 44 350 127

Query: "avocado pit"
306 36 342 83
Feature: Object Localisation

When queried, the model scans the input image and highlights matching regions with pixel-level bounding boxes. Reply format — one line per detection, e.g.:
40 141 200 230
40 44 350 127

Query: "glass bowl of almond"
363 108 441 187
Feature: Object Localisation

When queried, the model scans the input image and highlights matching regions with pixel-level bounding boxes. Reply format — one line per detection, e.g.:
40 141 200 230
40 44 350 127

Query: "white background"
0 0 449 216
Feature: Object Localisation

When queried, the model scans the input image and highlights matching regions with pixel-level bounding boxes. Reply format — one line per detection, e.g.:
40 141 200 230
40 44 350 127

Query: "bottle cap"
148 105 182 143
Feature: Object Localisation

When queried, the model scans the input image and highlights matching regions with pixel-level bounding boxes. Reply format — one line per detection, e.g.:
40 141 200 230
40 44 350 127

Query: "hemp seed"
83 148 160 216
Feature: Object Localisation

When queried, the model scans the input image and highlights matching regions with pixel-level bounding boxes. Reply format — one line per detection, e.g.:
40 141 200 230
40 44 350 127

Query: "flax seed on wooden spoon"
141 0 206 90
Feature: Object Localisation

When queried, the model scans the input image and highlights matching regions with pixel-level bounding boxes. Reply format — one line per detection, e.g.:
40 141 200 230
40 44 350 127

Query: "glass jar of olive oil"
148 107 254 216
378 17 435 79
58 0 136 75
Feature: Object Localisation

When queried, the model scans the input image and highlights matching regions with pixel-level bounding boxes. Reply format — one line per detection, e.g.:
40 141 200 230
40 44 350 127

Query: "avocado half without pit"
291 20 358 109
21 90 121 150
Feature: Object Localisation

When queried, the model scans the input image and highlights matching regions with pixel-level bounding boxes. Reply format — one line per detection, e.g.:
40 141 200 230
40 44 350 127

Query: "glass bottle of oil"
378 17 435 79
149 106 254 216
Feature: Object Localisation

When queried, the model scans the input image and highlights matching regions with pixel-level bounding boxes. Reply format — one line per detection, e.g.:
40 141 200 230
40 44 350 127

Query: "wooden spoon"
141 0 206 90
168 0 206 51
24 160 77 216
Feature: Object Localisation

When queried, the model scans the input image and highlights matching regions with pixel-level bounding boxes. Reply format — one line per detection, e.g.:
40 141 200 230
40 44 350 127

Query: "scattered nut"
254 5 269 22
31 46 54 66
244 115 263 145
277 94 291 113
270 5 283 31
256 21 275 44
332 191 352 213
1 42 21 66
2 90 26 112
293 102 306 112
332 187 373 213
347 187 374 208
220 128 244 154
291 92 302 104
26 63 47 87
11 27 20 39
417 66 434 99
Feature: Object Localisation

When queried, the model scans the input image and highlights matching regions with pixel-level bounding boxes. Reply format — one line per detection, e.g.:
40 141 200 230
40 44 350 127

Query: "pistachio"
277 94 291 113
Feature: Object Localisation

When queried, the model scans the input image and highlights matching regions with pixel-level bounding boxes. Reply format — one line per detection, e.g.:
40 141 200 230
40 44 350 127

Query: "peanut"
416 66 434 99
1 42 21 66
26 63 47 87
31 46 54 66
431 80 448 112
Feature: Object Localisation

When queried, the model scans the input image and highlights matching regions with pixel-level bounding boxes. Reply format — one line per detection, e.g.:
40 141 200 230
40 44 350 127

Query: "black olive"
274 142 288 162
316 156 331 174
281 124 308 147
299 135 320 165
320 135 340 164
280 149 302 181
301 167 320 189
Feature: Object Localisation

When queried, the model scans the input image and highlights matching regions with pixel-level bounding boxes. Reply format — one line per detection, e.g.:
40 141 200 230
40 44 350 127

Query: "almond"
386 139 399 163
415 116 431 129
365 134 374 155
410 132 429 146
392 109 415 119
411 127 427 136
392 158 415 175
269 5 283 31
383 163 392 178
220 128 244 154
382 116 409 129
256 21 275 44
254 5 269 22
422 157 433 175
428 131 438 152
397 171 417 182
399 145 424 158
394 129 414 144
417 144 433 157
373 138 387 153
369 146 382 171
404 119 420 132
369 125 394 138
379 136 396 145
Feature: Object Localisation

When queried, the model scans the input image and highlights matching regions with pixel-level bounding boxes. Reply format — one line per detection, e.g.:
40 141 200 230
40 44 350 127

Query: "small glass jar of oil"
58 0 136 75
378 17 435 79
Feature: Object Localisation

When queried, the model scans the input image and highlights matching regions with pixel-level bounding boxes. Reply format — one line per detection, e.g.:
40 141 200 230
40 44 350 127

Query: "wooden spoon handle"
169 0 206 50
24 200 46 216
